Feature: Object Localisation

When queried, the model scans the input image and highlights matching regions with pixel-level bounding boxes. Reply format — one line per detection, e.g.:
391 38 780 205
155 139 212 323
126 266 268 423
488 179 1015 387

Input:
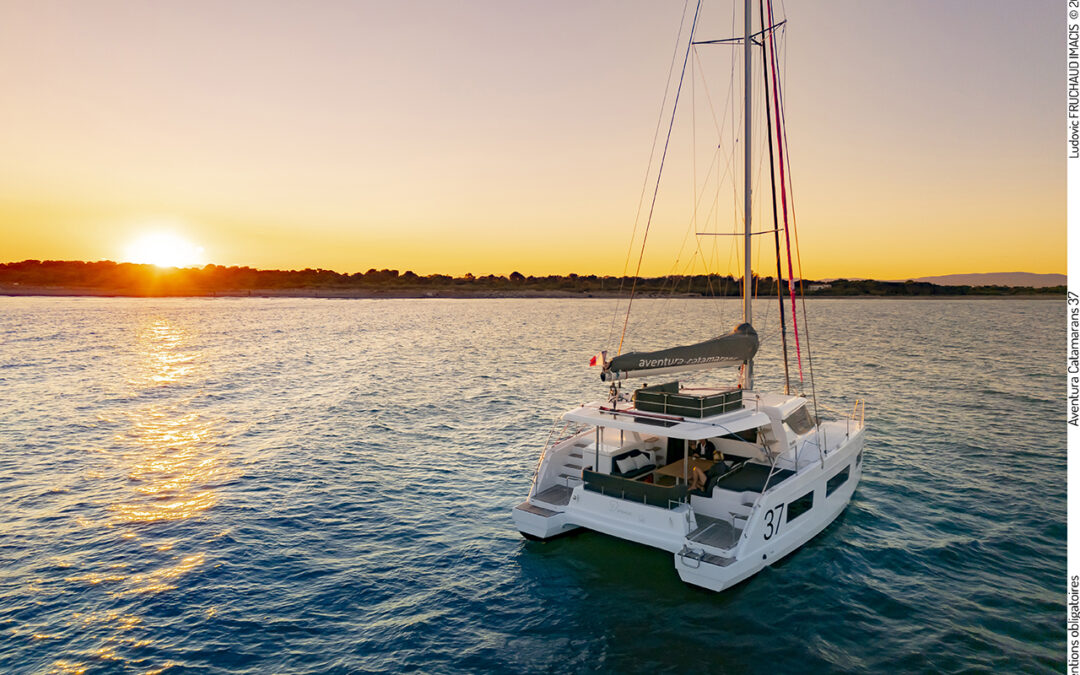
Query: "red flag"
589 350 606 367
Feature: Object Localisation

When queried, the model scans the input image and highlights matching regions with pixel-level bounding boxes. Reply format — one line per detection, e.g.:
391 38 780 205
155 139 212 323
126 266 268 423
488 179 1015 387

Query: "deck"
515 501 559 517
714 462 794 493
533 484 573 506
687 513 741 550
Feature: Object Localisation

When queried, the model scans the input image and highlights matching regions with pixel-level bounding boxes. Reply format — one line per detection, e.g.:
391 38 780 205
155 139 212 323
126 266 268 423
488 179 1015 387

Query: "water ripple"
0 296 1064 673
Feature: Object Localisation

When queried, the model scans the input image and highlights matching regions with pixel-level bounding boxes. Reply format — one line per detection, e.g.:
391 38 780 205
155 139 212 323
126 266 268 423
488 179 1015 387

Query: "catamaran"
512 0 866 592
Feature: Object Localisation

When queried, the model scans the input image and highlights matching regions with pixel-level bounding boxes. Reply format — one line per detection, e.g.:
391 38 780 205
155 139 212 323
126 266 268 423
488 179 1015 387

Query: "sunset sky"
0 0 1064 279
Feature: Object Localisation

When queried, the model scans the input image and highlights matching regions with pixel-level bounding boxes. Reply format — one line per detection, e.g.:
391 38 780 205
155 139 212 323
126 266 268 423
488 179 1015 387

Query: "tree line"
0 260 1064 296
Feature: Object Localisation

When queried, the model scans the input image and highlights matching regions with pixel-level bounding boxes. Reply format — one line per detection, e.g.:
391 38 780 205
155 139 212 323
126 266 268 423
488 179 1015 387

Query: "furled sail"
601 323 758 382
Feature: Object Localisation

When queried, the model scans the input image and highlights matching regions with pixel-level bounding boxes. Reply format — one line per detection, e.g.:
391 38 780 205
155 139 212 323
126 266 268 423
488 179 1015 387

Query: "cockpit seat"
611 448 656 479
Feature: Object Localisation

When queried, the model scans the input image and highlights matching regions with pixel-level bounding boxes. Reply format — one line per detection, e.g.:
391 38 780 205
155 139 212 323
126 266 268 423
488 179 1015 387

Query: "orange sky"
0 1 1064 278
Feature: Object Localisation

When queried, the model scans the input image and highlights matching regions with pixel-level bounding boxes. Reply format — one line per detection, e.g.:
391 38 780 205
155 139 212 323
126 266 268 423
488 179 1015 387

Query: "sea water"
0 296 1064 673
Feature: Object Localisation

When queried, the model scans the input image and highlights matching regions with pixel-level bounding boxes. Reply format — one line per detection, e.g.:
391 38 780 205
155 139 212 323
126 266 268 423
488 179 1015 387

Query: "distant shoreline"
0 285 1061 300
0 285 597 299
0 261 1065 299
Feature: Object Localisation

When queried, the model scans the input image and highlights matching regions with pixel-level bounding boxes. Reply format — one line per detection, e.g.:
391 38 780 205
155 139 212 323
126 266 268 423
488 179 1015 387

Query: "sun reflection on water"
119 553 207 595
129 319 197 386
46 316 233 672
111 319 230 523
48 661 87 675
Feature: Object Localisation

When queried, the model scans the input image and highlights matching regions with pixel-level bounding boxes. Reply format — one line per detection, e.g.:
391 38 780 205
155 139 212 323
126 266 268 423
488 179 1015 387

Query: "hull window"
826 466 850 496
787 490 815 522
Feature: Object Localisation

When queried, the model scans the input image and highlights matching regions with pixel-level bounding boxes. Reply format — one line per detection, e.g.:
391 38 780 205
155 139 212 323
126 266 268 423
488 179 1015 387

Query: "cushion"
615 457 636 474
707 460 730 478
632 453 651 471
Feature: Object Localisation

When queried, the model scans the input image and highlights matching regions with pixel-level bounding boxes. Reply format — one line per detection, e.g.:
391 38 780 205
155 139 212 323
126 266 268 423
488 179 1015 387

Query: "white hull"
675 430 862 591
513 392 865 592
515 0 861 594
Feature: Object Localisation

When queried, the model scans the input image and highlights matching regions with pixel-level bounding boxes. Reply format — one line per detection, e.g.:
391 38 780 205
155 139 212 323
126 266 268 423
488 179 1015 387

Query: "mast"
742 0 754 390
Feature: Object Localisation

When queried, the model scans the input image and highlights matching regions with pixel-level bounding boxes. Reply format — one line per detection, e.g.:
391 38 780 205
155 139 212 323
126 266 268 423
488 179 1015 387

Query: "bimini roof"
601 323 758 382
563 401 772 441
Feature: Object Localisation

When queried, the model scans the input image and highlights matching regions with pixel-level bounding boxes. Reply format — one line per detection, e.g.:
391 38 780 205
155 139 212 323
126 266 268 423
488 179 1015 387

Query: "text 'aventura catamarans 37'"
512 0 866 592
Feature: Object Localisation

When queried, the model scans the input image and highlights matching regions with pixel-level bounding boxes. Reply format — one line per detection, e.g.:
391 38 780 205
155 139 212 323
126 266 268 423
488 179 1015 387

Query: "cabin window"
857 450 863 467
826 466 850 496
786 490 814 522
783 405 815 435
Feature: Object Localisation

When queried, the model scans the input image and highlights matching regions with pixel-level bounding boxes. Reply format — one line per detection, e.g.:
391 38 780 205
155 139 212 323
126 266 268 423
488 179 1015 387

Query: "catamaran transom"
511 0 866 593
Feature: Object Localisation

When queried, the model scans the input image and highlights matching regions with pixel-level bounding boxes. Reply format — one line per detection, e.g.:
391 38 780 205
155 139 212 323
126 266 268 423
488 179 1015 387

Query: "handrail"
677 546 704 568
530 418 565 497
531 420 593 497
836 398 865 438
821 428 827 468
849 399 865 428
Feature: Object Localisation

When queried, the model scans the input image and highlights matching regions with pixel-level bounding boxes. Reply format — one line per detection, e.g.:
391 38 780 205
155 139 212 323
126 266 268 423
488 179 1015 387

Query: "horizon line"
0 259 1067 283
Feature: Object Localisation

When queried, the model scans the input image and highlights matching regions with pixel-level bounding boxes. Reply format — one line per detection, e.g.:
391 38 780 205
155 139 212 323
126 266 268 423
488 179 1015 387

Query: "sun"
125 232 206 268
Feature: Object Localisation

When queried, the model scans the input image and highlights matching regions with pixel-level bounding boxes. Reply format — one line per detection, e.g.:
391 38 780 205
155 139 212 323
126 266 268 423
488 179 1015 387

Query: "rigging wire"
689 43 740 315
773 20 820 418
620 5 730 342
642 23 719 318
764 0 803 385
721 0 739 317
637 21 748 339
692 45 698 258
690 48 732 314
617 0 704 357
638 152 730 327
648 144 725 320
759 0 791 394
606 0 692 353
750 53 771 309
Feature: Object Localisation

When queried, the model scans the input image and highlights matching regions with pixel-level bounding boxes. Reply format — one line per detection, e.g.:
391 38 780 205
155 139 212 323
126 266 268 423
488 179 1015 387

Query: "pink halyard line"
765 0 803 383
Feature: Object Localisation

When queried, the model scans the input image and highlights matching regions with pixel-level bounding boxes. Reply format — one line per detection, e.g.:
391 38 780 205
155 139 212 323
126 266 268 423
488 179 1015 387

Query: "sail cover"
601 323 758 381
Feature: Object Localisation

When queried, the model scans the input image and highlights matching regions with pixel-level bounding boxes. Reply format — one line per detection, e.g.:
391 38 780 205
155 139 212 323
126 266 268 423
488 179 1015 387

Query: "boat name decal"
637 354 733 369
